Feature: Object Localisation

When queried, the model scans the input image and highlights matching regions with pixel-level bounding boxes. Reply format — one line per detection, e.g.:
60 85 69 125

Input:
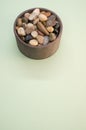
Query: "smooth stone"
46 20 57 27
33 18 39 24
37 35 44 44
41 11 51 17
29 8 40 21
17 27 26 36
31 31 38 38
39 13 48 22
22 17 28 23
17 18 22 27
48 15 56 21
25 23 35 34
24 13 30 19
49 33 56 41
37 30 44 36
47 26 54 33
25 35 33 43
43 36 49 45
37 22 49 35
29 39 38 46
54 22 60 29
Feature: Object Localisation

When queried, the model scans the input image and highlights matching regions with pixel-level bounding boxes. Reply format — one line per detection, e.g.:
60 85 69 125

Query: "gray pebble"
43 36 49 45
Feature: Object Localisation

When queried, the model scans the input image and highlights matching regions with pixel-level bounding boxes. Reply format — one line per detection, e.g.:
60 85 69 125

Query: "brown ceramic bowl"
14 8 63 59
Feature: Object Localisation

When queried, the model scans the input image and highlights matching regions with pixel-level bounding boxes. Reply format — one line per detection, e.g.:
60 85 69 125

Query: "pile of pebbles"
16 8 60 46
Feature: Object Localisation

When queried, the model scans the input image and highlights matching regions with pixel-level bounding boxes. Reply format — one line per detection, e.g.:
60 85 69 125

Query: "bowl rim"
14 7 63 49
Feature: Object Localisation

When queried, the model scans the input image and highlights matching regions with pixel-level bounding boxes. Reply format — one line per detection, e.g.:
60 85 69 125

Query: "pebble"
25 23 35 34
29 8 40 21
29 39 38 46
17 27 26 36
41 11 51 17
31 31 38 38
37 30 44 36
43 36 49 45
39 13 48 22
24 13 30 19
33 18 39 24
49 33 56 41
22 17 28 23
25 35 33 43
37 35 44 44
17 18 22 27
47 26 54 33
37 22 49 35
46 15 57 27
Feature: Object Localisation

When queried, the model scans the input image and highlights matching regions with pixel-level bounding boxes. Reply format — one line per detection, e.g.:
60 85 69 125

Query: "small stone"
49 33 56 41
41 11 51 17
29 8 40 21
25 23 35 34
33 18 39 24
25 35 33 43
17 27 26 36
48 15 56 21
54 29 59 35
47 26 54 33
37 22 49 35
37 30 44 36
46 15 57 27
39 13 48 22
29 39 38 46
43 36 49 45
37 35 44 44
54 22 60 29
24 13 30 19
17 18 22 27
22 17 28 23
31 31 38 38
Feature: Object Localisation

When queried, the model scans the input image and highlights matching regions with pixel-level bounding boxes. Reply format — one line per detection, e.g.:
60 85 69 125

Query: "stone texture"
17 27 26 36
29 39 38 46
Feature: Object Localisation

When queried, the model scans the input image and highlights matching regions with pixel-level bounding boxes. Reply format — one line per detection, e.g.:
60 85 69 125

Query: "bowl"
14 7 63 59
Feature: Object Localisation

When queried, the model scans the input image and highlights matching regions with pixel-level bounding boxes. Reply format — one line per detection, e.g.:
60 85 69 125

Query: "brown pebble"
37 22 49 35
17 18 22 27
39 13 48 22
31 31 38 38
22 17 28 23
37 35 44 44
41 11 51 17
25 23 35 34
37 30 44 36
24 13 30 19
33 18 39 24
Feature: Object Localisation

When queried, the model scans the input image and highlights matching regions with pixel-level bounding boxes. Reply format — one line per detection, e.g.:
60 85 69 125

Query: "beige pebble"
37 35 44 44
49 33 56 41
17 27 26 36
47 26 54 32
31 31 38 38
29 8 40 20
24 13 30 19
25 23 35 34
29 39 38 46
33 18 39 24
41 11 51 17
39 13 48 22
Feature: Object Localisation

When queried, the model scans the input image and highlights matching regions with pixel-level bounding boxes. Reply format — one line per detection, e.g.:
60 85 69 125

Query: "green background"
0 0 86 130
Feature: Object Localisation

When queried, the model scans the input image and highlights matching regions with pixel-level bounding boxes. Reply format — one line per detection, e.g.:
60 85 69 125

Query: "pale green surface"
0 0 86 130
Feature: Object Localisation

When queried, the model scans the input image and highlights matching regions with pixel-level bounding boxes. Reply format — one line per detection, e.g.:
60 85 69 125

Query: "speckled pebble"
37 35 44 44
47 26 54 33
17 27 26 36
29 39 38 46
31 31 38 38
43 36 49 45
39 13 48 22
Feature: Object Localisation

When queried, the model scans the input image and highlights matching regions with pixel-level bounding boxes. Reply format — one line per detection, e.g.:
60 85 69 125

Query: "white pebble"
29 39 38 46
17 27 25 36
31 31 38 38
